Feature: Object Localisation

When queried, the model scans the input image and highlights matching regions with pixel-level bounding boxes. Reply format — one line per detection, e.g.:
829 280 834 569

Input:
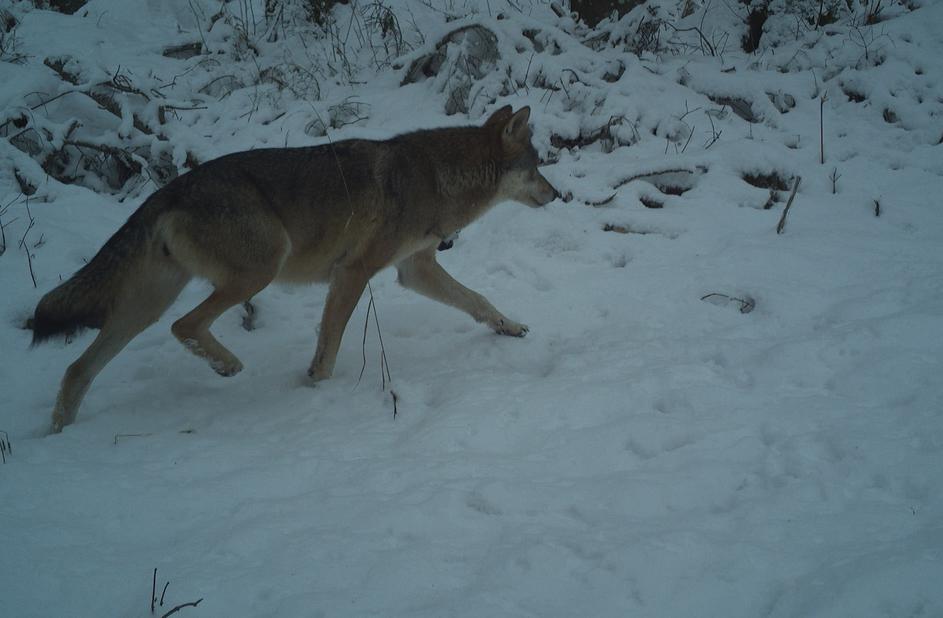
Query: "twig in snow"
681 125 695 153
16 199 34 250
356 293 375 388
819 91 828 165
700 292 755 314
18 199 37 288
150 567 202 617
874 199 881 217
162 41 203 59
42 56 200 169
704 109 722 149
109 66 150 101
114 431 190 445
64 139 144 175
612 167 698 190
0 196 13 257
160 599 203 618
114 432 153 445
829 167 841 194
151 568 157 613
665 23 716 56
776 176 802 234
584 193 617 207
368 281 393 391
0 430 12 464
677 100 702 121
187 0 210 53
44 57 153 136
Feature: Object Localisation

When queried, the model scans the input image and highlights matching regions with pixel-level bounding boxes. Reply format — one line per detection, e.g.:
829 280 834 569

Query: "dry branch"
819 92 828 164
585 193 617 207
612 167 699 190
160 599 203 618
0 430 11 464
701 292 756 314
776 176 802 234
2 57 202 194
44 57 154 136
162 42 203 59
665 23 716 56
150 567 202 617
42 56 200 171
151 568 157 613
65 139 144 173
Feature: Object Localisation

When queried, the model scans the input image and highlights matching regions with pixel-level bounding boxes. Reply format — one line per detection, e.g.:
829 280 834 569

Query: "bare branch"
160 598 203 618
776 176 802 234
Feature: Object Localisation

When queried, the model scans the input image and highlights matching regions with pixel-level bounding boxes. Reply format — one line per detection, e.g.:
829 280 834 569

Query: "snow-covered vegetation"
2 0 942 615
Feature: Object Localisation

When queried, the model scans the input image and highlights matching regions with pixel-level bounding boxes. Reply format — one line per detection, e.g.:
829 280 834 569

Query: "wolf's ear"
485 105 514 127
502 106 531 144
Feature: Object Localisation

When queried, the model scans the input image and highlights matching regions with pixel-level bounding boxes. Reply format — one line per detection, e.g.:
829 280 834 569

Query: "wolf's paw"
210 357 243 377
306 365 331 384
50 403 73 434
494 318 529 338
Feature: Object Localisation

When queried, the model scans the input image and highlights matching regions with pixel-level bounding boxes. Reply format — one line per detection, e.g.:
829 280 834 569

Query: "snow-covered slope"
1 1 942 616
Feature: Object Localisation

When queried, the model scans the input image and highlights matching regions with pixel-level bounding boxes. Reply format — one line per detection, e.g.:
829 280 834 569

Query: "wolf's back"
31 207 154 345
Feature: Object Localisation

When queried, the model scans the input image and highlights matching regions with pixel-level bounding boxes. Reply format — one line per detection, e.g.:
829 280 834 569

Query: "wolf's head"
487 106 558 208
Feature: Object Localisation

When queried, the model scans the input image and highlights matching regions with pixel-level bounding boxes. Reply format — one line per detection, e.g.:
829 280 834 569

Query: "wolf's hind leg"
396 248 528 337
168 212 290 376
52 263 189 433
54 320 145 432
53 338 108 432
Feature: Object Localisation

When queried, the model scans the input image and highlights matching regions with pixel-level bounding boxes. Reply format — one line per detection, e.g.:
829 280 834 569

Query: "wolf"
31 105 557 433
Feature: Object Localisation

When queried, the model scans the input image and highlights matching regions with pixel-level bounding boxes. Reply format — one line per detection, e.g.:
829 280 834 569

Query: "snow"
2 0 943 616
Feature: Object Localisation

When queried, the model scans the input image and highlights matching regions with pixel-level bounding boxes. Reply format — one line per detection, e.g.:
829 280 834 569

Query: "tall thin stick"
20 198 37 287
777 176 802 234
819 92 828 165
0 430 11 464
356 294 374 387
151 568 157 613
368 281 392 391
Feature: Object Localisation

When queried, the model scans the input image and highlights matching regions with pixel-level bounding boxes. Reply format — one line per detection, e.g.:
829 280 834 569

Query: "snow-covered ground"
2 1 942 616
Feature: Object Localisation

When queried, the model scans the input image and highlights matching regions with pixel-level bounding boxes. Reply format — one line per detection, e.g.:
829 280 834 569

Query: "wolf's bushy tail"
31 211 153 345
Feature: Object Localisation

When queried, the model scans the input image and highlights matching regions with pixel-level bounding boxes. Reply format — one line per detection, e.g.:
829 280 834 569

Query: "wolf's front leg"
396 248 528 337
308 264 372 382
